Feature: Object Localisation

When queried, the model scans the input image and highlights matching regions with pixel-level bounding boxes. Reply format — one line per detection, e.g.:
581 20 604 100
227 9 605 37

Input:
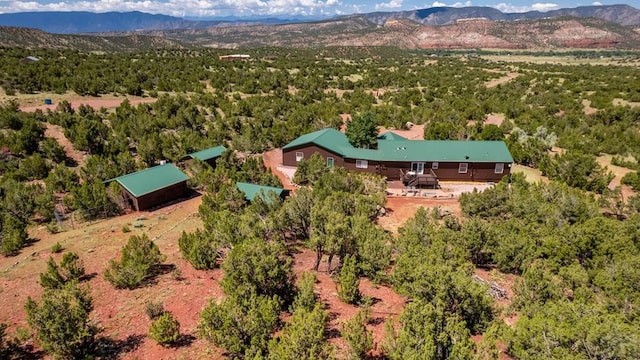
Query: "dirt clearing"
485 73 519 88
19 96 157 113
44 122 86 167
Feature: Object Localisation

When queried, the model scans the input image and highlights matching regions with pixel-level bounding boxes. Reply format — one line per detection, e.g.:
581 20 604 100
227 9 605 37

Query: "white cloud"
492 2 558 13
430 1 472 8
592 1 602 5
530 2 558 11
375 0 403 10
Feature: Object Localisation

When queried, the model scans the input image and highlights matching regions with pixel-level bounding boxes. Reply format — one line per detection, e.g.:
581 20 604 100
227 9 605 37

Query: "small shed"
20 56 40 63
183 145 226 167
236 182 286 203
111 164 189 211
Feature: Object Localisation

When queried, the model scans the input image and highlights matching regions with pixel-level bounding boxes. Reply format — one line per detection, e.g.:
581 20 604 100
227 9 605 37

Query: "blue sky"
0 0 634 18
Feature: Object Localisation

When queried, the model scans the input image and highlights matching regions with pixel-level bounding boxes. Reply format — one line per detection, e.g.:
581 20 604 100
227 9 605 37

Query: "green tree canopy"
345 112 378 149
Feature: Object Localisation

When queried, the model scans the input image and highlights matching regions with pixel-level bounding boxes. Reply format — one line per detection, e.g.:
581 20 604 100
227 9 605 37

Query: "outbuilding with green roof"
182 145 226 167
236 182 287 203
282 128 513 183
110 163 190 211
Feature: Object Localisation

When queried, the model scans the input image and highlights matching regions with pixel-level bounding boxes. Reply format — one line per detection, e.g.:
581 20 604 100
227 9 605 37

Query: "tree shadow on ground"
4 343 46 359
144 264 176 286
170 334 196 348
94 334 145 359
80 272 98 282
64 157 78 167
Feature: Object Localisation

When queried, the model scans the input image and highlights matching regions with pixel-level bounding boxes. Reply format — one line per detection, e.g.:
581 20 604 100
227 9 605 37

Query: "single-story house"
109 163 189 211
236 182 287 203
282 128 513 183
182 145 227 167
219 54 250 61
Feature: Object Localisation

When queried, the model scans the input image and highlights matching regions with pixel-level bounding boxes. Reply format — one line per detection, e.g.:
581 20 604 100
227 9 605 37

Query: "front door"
411 162 425 175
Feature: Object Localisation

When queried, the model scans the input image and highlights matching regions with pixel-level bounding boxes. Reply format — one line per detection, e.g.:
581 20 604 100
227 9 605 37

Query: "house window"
411 162 425 175
295 152 304 162
431 162 439 170
327 157 334 168
495 163 504 174
458 163 468 174
356 160 368 169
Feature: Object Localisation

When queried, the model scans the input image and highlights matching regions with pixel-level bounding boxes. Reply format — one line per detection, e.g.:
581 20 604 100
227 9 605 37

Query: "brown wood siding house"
110 164 190 211
282 129 513 183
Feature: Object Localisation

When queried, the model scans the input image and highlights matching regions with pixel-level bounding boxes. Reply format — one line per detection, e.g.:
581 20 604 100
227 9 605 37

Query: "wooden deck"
400 169 439 189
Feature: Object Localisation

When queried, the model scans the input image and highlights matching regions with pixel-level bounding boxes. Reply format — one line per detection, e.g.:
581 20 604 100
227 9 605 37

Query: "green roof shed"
112 164 189 211
185 145 227 166
236 182 285 203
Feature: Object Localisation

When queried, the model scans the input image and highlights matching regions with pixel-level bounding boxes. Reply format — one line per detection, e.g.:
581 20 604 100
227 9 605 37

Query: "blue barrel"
44 99 53 105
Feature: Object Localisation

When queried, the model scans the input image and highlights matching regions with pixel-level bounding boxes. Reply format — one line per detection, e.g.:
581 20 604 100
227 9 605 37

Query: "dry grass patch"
511 164 549 183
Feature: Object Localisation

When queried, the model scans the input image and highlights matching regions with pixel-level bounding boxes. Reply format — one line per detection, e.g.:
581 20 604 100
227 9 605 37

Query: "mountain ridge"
357 4 640 27
0 5 639 34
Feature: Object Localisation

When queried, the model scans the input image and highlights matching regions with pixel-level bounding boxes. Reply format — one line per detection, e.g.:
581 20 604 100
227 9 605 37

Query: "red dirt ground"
379 197 461 235
262 148 297 190
0 186 423 359
20 97 157 113
378 124 425 140
1 153 509 359
292 249 406 357
44 123 87 168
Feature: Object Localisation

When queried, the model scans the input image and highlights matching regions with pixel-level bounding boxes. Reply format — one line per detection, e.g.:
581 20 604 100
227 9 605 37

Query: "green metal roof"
374 140 514 163
283 128 513 163
187 145 226 161
282 128 351 151
236 182 284 202
113 164 189 198
378 132 408 141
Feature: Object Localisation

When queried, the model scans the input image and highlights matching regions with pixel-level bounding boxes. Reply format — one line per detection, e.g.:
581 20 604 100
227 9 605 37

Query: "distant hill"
0 11 221 34
144 16 640 50
0 26 188 51
0 11 294 34
359 4 640 27
0 5 638 34
1 11 639 51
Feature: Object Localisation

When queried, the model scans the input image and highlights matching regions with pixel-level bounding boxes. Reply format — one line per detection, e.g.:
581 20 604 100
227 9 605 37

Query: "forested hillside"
1 47 640 359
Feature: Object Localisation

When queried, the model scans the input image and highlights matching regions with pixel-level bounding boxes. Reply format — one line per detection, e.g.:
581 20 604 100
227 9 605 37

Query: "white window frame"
494 163 504 174
295 151 304 162
327 157 334 168
411 162 425 175
356 160 368 169
431 162 439 170
458 163 469 174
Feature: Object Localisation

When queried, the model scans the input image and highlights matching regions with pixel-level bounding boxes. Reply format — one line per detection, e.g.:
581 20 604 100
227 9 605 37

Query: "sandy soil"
582 99 598 115
379 197 461 235
19 97 157 113
485 73 519 88
511 164 549 183
378 124 425 140
43 123 86 168
484 113 505 126
595 154 636 199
